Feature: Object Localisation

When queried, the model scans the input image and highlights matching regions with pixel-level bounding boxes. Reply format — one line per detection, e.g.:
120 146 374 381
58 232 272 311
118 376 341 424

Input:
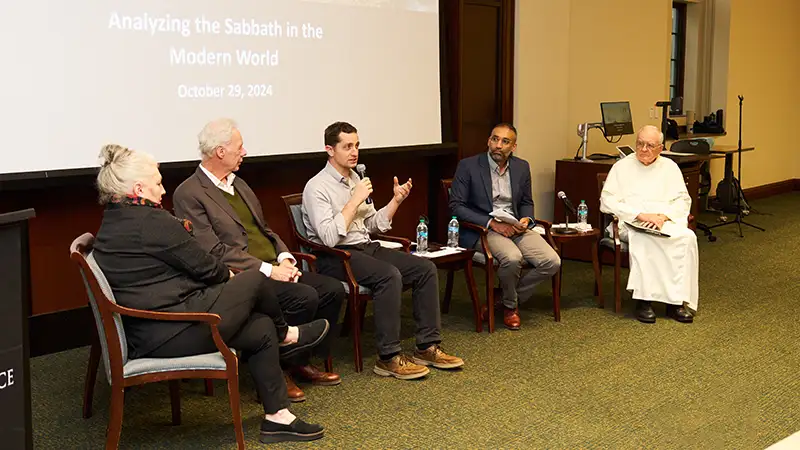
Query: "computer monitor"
600 101 634 137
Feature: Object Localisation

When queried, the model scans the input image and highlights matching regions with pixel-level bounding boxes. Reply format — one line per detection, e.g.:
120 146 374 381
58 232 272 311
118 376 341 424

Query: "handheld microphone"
557 191 577 214
355 164 373 204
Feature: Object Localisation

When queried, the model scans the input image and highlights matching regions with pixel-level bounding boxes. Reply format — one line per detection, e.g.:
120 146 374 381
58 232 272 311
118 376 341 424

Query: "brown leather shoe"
284 373 306 403
412 345 464 369
503 307 521 330
373 354 429 380
291 365 342 386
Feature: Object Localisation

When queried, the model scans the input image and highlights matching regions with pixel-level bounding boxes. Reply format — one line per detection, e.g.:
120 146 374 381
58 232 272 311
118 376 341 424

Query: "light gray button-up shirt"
487 152 515 218
302 162 393 248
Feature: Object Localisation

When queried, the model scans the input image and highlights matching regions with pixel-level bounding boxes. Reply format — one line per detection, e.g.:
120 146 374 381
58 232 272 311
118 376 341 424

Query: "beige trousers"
477 230 561 309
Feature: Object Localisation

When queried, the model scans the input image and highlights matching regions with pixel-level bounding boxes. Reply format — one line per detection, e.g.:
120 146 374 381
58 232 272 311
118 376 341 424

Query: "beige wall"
515 0 671 220
710 0 800 189
514 0 571 220
515 0 799 220
566 0 672 156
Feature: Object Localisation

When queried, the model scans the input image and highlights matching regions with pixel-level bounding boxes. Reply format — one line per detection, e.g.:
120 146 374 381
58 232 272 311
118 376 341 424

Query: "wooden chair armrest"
107 302 235 359
460 222 492 263
292 235 361 294
290 252 317 272
107 302 221 324
533 219 557 250
339 258 361 296
295 235 352 260
688 214 696 227
460 221 489 235
611 216 621 247
373 234 412 252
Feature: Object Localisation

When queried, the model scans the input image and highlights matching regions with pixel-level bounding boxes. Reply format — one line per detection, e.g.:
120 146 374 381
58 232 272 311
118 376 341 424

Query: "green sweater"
222 190 277 263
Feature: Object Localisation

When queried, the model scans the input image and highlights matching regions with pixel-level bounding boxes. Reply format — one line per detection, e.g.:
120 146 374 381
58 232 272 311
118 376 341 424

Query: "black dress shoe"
260 418 324 443
280 319 330 359
666 305 694 323
635 300 656 324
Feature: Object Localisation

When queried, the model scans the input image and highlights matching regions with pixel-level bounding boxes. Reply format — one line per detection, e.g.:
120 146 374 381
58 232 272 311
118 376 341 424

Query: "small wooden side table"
413 244 483 332
551 228 604 319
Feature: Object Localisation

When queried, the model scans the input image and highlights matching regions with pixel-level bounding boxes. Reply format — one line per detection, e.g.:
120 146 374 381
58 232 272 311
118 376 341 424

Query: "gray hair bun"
99 144 131 168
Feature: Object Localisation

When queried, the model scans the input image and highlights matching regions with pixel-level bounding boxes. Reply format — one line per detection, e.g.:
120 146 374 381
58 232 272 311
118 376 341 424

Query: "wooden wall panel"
0 152 433 318
461 2 500 159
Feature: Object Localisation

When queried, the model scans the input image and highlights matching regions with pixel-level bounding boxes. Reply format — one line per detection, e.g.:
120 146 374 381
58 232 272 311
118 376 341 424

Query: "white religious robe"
600 154 699 311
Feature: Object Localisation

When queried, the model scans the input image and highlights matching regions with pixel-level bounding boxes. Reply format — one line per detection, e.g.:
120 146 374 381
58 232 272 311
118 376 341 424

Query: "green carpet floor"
31 192 800 449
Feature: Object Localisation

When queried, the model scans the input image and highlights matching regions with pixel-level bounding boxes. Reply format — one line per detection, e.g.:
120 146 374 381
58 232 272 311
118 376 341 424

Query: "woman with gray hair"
92 144 328 443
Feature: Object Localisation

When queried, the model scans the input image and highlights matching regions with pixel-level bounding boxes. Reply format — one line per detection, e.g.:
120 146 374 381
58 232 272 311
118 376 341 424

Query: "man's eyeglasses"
490 135 513 146
636 140 662 151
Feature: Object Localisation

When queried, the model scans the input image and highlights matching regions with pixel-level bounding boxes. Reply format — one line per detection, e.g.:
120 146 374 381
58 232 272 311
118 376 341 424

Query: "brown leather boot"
503 307 521 330
291 365 341 386
284 373 306 403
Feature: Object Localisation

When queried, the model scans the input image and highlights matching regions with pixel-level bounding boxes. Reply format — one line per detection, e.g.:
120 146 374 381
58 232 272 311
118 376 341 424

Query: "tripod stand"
708 95 764 237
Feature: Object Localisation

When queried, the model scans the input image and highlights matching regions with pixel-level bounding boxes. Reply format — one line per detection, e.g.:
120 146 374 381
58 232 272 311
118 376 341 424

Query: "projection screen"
0 0 442 176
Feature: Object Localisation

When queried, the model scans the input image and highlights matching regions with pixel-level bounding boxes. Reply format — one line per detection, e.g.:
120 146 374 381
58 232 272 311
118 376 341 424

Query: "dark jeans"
316 242 441 356
146 270 289 414
266 271 344 367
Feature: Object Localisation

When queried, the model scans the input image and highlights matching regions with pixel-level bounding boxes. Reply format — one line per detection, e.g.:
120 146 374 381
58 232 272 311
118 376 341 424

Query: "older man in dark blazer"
173 119 345 402
449 123 560 330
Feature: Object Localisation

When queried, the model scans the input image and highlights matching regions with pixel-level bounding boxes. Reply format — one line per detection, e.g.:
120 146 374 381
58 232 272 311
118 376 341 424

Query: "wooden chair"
596 173 696 313
441 179 561 330
281 193 412 373
70 233 244 450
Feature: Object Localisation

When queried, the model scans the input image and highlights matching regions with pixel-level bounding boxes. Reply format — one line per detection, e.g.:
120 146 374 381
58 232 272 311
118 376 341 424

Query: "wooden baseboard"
29 306 93 357
742 179 797 200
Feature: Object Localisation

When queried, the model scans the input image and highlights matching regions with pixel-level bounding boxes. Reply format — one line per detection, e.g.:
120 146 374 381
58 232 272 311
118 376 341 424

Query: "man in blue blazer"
449 123 560 330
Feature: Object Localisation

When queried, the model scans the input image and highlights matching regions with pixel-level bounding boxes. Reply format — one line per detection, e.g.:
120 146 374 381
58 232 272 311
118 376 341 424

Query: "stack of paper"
413 247 464 258
552 223 593 232
375 239 403 249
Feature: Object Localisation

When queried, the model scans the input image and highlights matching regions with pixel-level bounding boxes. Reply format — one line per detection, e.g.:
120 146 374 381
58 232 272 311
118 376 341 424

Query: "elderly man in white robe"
600 125 698 323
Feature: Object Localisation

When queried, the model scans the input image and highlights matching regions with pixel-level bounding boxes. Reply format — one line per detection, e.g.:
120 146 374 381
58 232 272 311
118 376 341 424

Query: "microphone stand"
708 95 764 237
555 208 578 235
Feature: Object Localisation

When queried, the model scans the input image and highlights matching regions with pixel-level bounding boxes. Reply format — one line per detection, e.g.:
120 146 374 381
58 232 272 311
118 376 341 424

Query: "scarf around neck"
110 195 194 234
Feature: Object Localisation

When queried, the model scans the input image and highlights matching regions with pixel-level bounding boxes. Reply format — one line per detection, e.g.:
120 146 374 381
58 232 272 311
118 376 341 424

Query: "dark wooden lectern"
0 209 35 450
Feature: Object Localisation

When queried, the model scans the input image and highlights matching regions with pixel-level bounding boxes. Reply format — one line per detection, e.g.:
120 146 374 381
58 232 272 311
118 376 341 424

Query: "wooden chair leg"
341 302 352 337
486 265 496 333
442 269 455 313
358 299 368 331
349 295 363 372
325 355 333 373
614 249 622 313
105 385 125 450
591 241 603 308
226 370 245 450
83 340 101 419
464 262 483 333
552 272 561 322
596 255 602 297
204 379 214 397
168 380 181 426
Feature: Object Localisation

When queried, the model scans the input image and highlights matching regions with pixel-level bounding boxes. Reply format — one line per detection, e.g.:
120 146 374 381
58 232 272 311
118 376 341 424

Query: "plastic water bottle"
577 200 589 226
446 216 460 248
416 219 428 253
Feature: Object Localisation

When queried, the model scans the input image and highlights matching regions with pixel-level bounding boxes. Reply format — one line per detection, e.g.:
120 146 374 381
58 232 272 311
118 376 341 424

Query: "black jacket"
93 203 230 358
